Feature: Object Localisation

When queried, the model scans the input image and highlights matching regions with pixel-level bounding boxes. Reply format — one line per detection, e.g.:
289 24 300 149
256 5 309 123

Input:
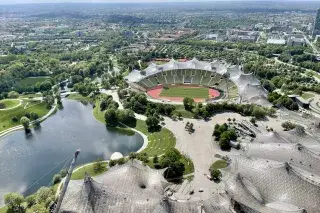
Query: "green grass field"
71 162 108 180
135 120 176 156
301 92 315 100
0 100 49 132
210 159 227 170
0 99 20 109
19 93 42 99
17 77 49 86
67 93 93 102
160 87 209 98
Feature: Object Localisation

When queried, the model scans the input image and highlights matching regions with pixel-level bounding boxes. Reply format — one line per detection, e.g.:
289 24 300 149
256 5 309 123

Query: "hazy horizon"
1 0 320 5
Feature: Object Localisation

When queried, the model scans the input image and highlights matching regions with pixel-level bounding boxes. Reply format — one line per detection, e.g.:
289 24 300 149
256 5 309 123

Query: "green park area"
0 100 49 132
160 87 209 99
67 93 93 102
71 162 108 180
210 159 228 170
301 92 315 100
0 99 20 109
135 120 176 156
16 77 49 86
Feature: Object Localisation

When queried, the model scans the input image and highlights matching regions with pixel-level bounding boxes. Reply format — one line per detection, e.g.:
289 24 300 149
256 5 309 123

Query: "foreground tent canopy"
124 58 269 106
59 160 201 213
225 127 320 213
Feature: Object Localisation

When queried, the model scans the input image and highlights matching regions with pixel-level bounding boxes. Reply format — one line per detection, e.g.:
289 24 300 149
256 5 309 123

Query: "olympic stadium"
125 58 271 106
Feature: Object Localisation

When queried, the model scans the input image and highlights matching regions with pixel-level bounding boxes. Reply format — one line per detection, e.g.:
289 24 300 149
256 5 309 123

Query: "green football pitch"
159 87 209 98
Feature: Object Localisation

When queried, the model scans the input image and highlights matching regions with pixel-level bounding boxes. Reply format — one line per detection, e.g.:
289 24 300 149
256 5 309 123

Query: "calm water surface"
0 99 143 205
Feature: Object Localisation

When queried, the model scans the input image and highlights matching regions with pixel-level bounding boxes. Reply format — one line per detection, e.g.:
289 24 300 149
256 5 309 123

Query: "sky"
0 0 316 5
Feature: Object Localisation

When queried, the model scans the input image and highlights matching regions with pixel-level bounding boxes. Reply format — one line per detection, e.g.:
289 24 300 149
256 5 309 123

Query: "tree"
25 194 36 208
4 193 24 212
129 152 137 160
153 155 159 164
52 174 62 184
160 149 185 178
104 108 118 127
281 121 296 131
35 187 55 208
8 91 19 99
210 169 222 181
30 112 39 120
20 116 30 130
146 115 160 131
93 158 105 172
252 106 267 119
27 204 47 213
183 97 194 111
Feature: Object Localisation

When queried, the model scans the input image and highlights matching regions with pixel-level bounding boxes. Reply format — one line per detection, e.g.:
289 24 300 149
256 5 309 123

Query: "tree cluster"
213 123 237 150
267 92 299 111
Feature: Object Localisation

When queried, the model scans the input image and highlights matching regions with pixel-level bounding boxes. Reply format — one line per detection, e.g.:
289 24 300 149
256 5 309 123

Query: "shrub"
210 169 222 180
52 174 62 184
281 121 296 131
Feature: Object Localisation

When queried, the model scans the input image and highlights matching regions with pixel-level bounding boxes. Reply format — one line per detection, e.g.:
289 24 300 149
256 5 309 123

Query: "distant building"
267 38 286 45
287 37 306 47
313 8 320 38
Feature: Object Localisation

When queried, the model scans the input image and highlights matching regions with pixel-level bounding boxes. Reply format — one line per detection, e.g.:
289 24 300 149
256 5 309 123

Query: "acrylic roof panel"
59 160 201 213
125 69 144 83
232 73 260 87
225 156 320 213
245 143 320 176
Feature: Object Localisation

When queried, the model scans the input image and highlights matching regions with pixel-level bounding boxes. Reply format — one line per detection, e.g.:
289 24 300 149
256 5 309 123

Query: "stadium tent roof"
59 160 200 213
124 58 230 83
231 73 260 87
245 143 320 176
225 156 320 213
252 132 290 144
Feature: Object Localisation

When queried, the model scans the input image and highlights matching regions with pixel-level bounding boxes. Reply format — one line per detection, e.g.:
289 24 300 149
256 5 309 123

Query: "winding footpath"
0 99 23 111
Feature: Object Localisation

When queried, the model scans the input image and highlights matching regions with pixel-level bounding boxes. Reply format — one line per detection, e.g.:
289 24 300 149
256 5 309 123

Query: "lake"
0 99 144 205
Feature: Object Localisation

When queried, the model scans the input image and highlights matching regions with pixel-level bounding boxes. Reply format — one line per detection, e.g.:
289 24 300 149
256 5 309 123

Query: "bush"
109 160 116 167
59 169 67 178
12 116 18 122
93 158 105 172
281 121 296 131
52 174 62 184
210 169 222 180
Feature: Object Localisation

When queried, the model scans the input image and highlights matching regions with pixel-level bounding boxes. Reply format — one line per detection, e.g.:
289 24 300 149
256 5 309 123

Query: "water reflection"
0 99 143 205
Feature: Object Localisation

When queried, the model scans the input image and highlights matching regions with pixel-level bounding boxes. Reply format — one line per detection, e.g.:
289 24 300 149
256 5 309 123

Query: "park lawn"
172 105 194 118
0 100 49 132
16 77 49 86
0 99 20 109
67 93 93 102
160 87 209 99
301 92 315 100
19 93 42 99
180 155 194 175
210 159 228 170
71 162 108 180
0 206 7 213
136 120 176 156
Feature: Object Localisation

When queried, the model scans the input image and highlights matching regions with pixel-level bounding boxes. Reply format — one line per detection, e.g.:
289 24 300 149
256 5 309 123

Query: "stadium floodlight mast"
54 149 80 213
